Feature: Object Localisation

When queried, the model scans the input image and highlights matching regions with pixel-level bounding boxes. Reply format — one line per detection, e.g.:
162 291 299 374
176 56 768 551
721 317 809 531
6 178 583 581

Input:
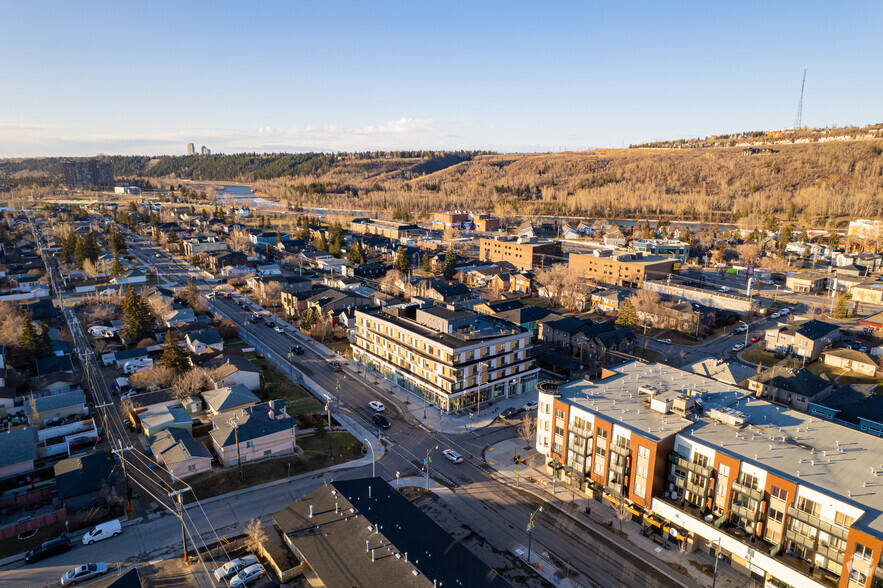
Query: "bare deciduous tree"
0 302 27 348
243 517 268 556
172 368 209 399
128 365 176 391
262 280 284 305
518 415 537 448
379 269 404 294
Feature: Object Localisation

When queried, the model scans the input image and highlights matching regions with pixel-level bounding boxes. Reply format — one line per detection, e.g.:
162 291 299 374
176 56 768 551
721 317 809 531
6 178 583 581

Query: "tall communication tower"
794 65 807 129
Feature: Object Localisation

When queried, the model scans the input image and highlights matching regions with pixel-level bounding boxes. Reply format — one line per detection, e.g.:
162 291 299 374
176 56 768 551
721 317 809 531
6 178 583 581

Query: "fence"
0 487 52 512
0 509 66 541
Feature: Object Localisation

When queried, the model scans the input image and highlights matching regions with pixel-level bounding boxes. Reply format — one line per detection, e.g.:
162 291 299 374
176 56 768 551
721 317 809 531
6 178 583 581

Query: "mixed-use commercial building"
536 361 883 588
353 305 538 411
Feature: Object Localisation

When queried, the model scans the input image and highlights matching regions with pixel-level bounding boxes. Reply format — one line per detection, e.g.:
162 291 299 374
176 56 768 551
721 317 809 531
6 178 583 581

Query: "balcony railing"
610 443 630 458
609 460 628 477
785 528 817 551
786 506 849 540
731 481 764 503
731 503 762 522
815 543 845 565
667 452 712 478
606 481 625 496
686 480 711 498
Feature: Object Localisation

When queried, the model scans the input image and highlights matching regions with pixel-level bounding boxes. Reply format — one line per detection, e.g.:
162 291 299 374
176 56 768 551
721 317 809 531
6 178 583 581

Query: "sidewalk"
485 437 751 588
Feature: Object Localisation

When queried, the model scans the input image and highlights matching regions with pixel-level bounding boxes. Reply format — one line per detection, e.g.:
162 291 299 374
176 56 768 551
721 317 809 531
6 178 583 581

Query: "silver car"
230 563 265 587
61 563 108 585
213 554 259 582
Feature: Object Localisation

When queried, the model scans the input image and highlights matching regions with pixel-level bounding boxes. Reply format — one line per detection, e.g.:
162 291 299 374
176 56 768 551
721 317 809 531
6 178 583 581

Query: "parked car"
750 336 760 343
213 554 259 582
771 312 781 319
368 401 385 412
780 308 791 315
443 449 464 464
658 339 671 345
500 407 518 419
25 536 72 564
732 343 745 352
522 400 539 412
718 286 729 292
289 345 304 355
230 563 265 587
859 346 869 353
61 563 108 585
82 520 121 545
734 325 747 333
372 414 390 429
122 358 154 375
69 436 99 451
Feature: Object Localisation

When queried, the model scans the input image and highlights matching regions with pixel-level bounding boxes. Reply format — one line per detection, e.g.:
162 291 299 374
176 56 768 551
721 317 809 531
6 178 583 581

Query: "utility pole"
424 445 438 490
324 393 333 459
230 418 244 482
111 445 134 510
169 486 191 563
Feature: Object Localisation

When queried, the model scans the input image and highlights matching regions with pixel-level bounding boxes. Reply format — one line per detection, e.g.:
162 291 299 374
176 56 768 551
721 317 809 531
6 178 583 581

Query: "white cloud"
0 117 478 157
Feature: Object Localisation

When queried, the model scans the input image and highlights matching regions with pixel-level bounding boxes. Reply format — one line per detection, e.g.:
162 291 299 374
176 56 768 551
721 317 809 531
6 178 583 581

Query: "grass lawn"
185 432 363 503
741 347 781 367
324 339 351 357
667 331 704 346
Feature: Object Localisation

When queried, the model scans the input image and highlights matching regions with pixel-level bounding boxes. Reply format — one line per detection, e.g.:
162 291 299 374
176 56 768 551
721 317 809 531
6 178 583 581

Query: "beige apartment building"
353 305 538 411
569 251 676 287
479 237 562 271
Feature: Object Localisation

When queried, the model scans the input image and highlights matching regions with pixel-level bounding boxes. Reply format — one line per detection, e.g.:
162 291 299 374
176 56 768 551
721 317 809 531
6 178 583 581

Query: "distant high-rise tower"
187 143 195 155
201 146 211 156
61 160 114 189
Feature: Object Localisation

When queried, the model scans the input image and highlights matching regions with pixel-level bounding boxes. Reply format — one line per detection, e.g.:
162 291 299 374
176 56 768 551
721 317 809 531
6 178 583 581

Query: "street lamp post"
526 505 544 565
711 538 722 588
739 320 749 348
364 437 375 478
424 445 438 490
323 393 333 459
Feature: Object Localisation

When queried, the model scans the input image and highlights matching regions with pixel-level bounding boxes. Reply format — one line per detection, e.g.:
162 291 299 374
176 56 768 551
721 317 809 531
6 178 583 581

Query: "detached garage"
822 349 879 378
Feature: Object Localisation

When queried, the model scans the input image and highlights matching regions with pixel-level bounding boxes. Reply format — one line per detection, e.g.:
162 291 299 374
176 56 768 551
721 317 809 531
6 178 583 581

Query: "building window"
836 511 855 529
770 486 788 501
555 408 565 419
768 508 784 523
245 440 254 448
718 464 730 478
638 446 650 459
854 543 873 562
849 570 867 586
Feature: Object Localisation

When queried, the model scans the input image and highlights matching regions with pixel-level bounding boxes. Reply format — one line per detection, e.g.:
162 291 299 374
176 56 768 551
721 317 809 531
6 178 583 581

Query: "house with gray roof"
202 355 261 391
202 384 260 415
30 390 86 425
209 401 295 466
185 329 224 354
150 428 212 479
54 450 114 512
140 406 193 439
764 319 840 360
0 427 38 480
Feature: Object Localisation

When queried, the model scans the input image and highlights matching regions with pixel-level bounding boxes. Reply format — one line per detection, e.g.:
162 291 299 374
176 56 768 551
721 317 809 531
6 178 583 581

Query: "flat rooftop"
685 394 883 535
553 362 744 442
364 308 525 349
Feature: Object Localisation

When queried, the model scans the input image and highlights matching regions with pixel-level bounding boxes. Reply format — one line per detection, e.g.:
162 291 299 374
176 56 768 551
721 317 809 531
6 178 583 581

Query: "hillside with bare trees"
252 140 883 225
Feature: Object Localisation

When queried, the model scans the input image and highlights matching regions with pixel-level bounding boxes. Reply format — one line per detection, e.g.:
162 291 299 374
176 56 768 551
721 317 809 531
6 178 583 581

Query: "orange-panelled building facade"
537 363 883 588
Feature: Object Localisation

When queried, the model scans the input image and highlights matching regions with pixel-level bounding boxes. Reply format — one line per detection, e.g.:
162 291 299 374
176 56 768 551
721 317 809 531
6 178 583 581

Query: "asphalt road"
0 230 698 588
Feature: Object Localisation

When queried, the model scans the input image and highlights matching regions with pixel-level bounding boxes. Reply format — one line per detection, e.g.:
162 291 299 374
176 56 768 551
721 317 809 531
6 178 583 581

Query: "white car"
230 563 265 587
443 449 464 464
213 555 259 582
859 346 869 353
732 343 745 352
658 338 672 345
718 287 729 292
122 358 154 375
368 401 385 412
780 308 791 315
734 325 747 333
771 312 781 319
273 325 284 333
61 563 108 585
522 400 539 412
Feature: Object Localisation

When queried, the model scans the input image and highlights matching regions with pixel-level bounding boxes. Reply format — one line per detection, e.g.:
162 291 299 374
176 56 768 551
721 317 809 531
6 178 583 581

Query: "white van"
82 519 121 545
122 358 153 375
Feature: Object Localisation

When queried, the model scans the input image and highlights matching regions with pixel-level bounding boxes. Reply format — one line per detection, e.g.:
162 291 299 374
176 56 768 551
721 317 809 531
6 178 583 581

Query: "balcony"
606 481 625 496
731 481 764 503
686 480 711 498
731 502 762 522
785 506 849 542
667 452 712 478
609 460 628 477
570 426 592 439
785 528 817 551
815 543 845 565
610 443 630 458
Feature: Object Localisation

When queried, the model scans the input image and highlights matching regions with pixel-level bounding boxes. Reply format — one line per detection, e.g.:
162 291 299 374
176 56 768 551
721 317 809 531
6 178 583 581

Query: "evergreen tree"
394 248 411 273
60 232 77 264
38 322 54 358
108 226 126 254
122 286 153 342
328 234 342 257
19 320 41 357
828 233 841 249
834 295 848 319
778 224 793 250
422 252 433 273
348 241 365 265
798 228 809 243
183 279 200 308
442 247 459 279
160 341 191 374
313 233 327 252
167 228 179 244
297 227 311 242
111 253 124 277
616 299 638 327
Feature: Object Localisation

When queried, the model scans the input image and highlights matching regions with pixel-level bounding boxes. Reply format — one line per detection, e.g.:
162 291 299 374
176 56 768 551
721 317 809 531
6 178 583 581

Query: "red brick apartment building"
537 362 883 588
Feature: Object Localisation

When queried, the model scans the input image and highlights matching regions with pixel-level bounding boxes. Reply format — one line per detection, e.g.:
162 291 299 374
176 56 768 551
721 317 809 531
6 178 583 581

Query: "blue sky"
1 1 880 157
